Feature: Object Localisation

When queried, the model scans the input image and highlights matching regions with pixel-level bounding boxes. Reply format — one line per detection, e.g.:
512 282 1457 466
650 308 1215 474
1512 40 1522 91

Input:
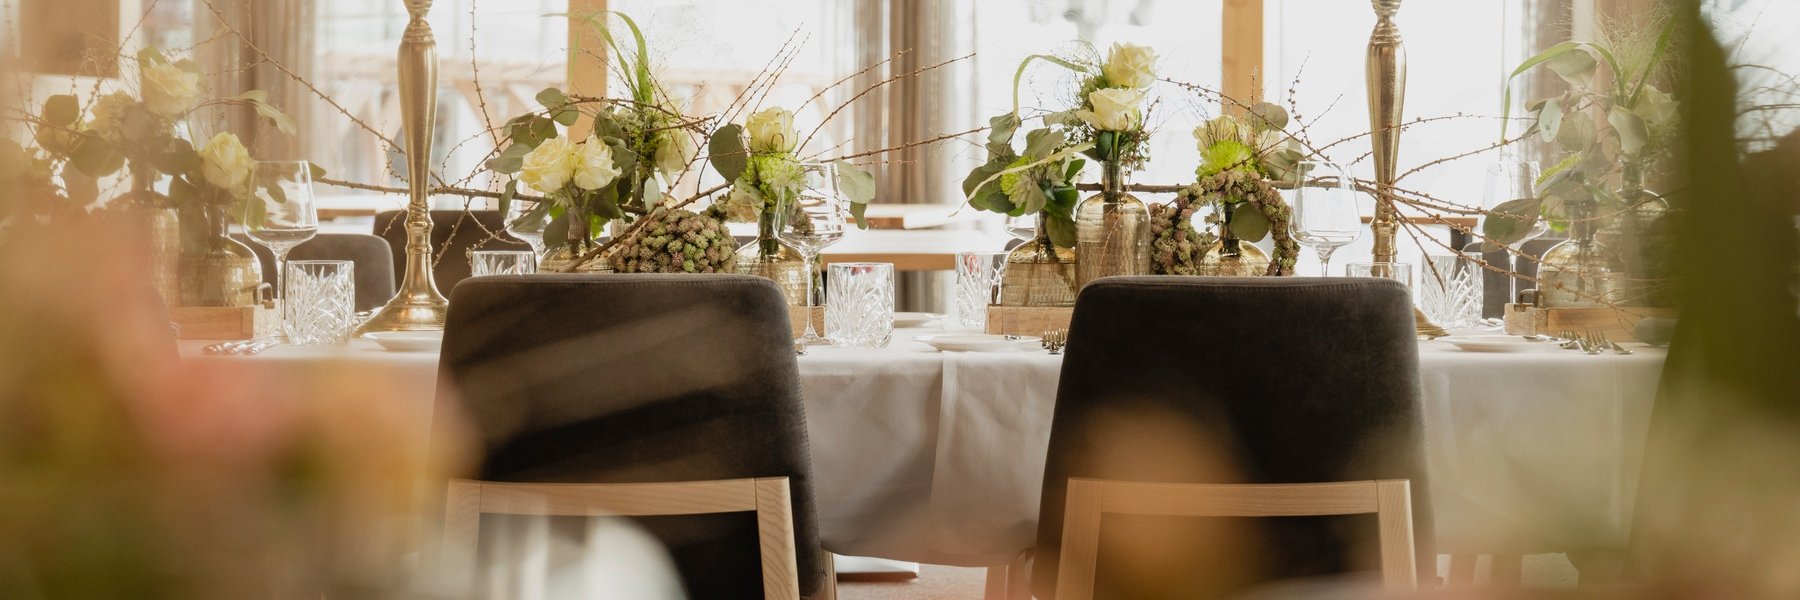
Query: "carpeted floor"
834 555 1582 599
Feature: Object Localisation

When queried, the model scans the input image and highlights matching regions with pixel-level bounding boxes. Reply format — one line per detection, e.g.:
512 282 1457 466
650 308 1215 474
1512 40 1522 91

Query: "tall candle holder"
359 0 449 334
1364 0 1446 336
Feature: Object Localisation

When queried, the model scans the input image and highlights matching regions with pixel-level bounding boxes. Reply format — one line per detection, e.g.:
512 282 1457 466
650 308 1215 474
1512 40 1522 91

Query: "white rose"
745 107 798 154
198 132 254 193
1102 43 1158 89
519 135 578 194
141 60 203 117
1075 87 1146 132
572 136 622 191
654 130 697 177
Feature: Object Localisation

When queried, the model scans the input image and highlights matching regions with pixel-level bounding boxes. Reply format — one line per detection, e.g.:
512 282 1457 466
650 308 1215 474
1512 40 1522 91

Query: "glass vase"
1074 161 1150 289
1537 201 1626 308
538 206 612 273
999 219 1078 307
1195 200 1272 277
177 204 263 307
735 211 808 305
111 172 181 305
1597 184 1673 307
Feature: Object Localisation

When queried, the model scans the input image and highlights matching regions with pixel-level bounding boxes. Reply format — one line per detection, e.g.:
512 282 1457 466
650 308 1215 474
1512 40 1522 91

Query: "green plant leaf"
536 87 569 109
1023 128 1064 160
309 163 328 180
988 113 1020 148
543 213 569 247
834 159 876 205
68 137 124 178
485 143 532 173
1011 53 1094 116
230 91 297 135
1249 102 1289 132
1556 109 1595 152
1046 214 1077 248
1547 48 1598 85
1481 196 1543 250
1228 205 1271 242
1608 107 1650 156
708 124 747 182
498 179 518 219
151 137 201 176
1536 98 1564 143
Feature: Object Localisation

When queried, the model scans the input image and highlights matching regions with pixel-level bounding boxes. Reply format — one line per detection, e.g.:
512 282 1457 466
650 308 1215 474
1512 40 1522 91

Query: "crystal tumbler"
825 262 894 348
285 260 355 345
954 251 1008 331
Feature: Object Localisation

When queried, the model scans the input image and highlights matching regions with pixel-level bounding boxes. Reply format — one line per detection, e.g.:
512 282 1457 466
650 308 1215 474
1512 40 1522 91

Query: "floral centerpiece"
1160 103 1303 277
706 106 876 303
1497 14 1678 307
1070 43 1158 288
487 13 703 272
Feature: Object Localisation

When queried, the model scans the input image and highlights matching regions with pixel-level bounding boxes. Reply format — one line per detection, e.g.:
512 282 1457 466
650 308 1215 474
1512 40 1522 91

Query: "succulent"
607 206 739 273
1150 198 1215 276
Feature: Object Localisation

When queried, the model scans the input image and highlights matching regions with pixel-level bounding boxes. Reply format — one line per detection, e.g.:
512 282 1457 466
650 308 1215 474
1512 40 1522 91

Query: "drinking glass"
775 163 850 345
245 161 320 309
1478 159 1546 300
1420 252 1484 330
826 262 895 348
285 260 355 345
1346 262 1414 288
1005 213 1039 244
1288 161 1362 276
505 199 550 260
472 250 538 276
954 251 1009 331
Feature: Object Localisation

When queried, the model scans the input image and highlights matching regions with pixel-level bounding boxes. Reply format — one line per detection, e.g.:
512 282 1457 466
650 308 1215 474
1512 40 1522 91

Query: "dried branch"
800 52 975 150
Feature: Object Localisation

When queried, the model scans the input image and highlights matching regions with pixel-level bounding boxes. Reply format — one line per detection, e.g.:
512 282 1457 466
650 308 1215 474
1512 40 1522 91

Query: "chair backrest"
434 274 825 600
1055 478 1417 600
234 233 396 311
444 477 803 600
372 210 530 296
1033 276 1435 599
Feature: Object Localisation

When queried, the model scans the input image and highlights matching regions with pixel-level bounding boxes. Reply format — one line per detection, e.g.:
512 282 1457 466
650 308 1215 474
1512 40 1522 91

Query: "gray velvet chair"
372 210 530 296
434 274 828 600
233 232 396 311
1031 277 1436 599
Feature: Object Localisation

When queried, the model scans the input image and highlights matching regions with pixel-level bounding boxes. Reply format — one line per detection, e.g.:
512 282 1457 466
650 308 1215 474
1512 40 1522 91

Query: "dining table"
179 325 1665 569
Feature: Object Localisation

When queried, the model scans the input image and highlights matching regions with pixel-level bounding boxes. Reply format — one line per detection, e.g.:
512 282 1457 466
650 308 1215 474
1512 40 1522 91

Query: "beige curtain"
196 0 316 161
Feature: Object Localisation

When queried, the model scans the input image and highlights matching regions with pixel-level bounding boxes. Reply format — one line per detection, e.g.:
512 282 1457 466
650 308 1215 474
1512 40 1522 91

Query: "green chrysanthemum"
999 156 1033 203
1197 140 1258 179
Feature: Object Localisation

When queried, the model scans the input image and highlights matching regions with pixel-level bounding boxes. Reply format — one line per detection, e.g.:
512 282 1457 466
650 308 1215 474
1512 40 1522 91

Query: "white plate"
893 312 945 328
914 334 1039 353
1437 334 1550 353
364 331 444 352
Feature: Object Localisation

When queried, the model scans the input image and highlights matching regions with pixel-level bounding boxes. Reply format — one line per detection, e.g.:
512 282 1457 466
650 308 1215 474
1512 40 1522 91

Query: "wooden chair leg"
816 553 838 600
1447 554 1477 585
1006 550 1031 600
983 566 1009 600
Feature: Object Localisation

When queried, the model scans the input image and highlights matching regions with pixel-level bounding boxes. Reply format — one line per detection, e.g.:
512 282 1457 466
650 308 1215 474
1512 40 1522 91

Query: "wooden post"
1221 0 1264 113
567 0 608 138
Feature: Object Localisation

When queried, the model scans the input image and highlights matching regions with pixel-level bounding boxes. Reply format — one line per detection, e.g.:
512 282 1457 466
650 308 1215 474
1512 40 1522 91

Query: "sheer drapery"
196 0 316 161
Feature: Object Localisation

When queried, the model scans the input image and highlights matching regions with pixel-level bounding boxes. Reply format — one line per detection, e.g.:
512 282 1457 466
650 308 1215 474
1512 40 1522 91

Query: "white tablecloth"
180 329 1663 566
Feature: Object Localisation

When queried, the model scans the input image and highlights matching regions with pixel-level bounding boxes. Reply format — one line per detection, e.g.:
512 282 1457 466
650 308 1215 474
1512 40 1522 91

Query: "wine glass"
776 163 850 346
1478 158 1546 301
1005 213 1038 244
245 161 320 309
1288 160 1361 276
505 199 550 261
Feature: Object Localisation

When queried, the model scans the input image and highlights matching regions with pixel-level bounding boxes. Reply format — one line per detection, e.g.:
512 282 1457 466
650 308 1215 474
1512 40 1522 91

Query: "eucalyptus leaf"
1228 205 1271 242
1046 214 1077 248
1023 128 1064 160
1013 179 1049 216
962 159 1009 202
988 113 1020 147
1608 107 1651 156
1248 102 1289 132
309 163 328 181
486 143 532 174
1537 98 1564 144
1556 110 1595 152
834 160 876 205
543 214 570 248
708 124 747 182
151 138 201 176
497 179 518 219
1481 197 1543 250
536 87 570 109
43 95 80 126
69 138 124 178
1547 48 1599 85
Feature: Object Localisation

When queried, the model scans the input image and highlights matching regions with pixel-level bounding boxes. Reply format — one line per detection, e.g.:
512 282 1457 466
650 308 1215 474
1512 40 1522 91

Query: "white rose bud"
572 136 622 191
654 129 697 178
1075 88 1147 132
198 132 254 193
745 107 798 154
1102 43 1158 89
141 60 204 117
519 135 579 194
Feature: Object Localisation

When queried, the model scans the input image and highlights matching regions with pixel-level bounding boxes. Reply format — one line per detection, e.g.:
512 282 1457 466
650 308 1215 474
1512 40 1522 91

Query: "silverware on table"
204 335 280 356
1041 329 1067 355
1580 330 1605 355
1607 340 1635 355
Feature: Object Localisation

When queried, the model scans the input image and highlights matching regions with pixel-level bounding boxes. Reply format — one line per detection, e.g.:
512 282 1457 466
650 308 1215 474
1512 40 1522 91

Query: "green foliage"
228 91 297 135
708 124 748 183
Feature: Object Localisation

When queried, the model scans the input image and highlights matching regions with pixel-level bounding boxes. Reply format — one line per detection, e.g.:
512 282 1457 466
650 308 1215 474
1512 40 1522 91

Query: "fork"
1588 330 1634 355
1580 330 1605 355
1041 329 1068 355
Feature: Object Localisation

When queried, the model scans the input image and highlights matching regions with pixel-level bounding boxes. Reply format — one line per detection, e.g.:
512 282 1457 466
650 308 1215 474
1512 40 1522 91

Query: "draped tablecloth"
180 329 1664 566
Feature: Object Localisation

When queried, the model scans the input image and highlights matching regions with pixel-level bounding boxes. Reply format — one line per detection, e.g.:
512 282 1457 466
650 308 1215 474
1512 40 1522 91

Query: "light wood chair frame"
1054 478 1418 599
444 476 834 600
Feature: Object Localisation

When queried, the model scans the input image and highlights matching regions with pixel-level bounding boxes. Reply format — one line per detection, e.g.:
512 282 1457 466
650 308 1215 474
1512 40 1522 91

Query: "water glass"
1345 261 1414 288
472 250 538 276
954 251 1008 331
1420 252 1484 330
776 163 851 345
245 160 320 305
1288 160 1362 276
285 260 355 345
825 262 894 348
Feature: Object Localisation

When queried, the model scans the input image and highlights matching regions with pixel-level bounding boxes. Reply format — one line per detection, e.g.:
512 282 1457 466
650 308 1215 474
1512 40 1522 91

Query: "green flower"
1197 140 1258 179
999 156 1033 203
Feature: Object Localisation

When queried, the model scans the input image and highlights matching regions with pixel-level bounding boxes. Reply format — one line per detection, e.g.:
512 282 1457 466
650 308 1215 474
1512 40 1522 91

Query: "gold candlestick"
360 0 449 334
1365 0 1405 265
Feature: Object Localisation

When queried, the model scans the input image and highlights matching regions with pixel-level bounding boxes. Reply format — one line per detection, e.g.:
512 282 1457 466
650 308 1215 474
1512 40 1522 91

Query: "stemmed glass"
244 161 320 313
1288 160 1362 276
505 199 550 262
1005 213 1038 245
1478 158 1546 301
776 163 850 346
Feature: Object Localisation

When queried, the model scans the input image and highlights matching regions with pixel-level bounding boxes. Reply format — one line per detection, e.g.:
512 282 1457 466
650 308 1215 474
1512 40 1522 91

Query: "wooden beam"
1220 0 1264 114
567 0 608 137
